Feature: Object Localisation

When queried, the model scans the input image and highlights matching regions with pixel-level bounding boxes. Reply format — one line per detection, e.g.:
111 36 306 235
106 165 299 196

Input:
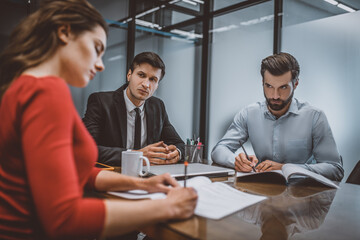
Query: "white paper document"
108 176 267 220
109 190 166 200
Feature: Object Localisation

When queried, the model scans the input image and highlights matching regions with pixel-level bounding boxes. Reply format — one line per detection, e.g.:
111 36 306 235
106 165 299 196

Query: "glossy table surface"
95 167 360 240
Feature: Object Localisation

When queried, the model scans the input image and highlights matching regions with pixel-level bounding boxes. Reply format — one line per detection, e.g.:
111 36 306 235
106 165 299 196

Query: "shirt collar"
287 98 299 115
123 88 145 113
262 98 299 120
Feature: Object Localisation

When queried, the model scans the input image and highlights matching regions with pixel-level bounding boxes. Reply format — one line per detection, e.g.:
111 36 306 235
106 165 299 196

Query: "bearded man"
211 52 343 181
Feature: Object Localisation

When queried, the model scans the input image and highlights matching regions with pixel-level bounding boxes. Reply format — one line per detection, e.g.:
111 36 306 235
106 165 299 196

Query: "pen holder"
185 144 204 164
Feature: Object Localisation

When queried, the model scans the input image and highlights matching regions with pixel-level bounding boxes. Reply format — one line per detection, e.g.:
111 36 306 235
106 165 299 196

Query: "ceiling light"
210 25 238 33
182 0 197 6
135 19 161 30
240 14 274 26
136 7 160 19
169 0 181 4
337 3 356 12
323 0 338 5
108 55 123 62
170 29 203 39
323 0 357 13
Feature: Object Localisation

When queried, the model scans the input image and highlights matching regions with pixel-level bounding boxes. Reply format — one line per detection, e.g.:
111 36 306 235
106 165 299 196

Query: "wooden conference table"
93 167 360 240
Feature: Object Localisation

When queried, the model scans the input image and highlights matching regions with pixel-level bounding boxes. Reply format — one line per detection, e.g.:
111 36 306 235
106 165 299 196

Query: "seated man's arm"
304 110 344 181
83 93 126 166
212 110 249 168
96 146 126 166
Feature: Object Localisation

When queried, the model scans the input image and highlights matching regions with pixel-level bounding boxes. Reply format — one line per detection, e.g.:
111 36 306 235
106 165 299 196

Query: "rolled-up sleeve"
304 110 344 181
212 109 249 168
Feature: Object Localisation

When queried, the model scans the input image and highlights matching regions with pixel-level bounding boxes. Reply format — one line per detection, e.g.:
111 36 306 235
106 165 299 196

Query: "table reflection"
236 179 337 240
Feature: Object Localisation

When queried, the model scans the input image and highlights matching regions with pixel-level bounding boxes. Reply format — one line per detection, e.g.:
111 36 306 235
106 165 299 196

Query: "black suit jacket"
83 84 185 166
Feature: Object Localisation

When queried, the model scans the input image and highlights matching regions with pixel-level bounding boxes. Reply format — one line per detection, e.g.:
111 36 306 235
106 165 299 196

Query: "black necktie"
134 108 141 150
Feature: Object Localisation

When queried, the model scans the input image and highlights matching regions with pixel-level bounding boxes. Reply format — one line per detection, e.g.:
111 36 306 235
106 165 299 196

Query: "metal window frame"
121 0 281 157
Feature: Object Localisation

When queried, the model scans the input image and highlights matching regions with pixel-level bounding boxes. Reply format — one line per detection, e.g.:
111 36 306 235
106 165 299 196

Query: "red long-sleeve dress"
0 75 105 239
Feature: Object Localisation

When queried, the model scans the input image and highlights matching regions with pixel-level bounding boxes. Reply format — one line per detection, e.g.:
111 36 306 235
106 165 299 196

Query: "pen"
95 162 115 171
240 143 256 172
184 156 189 187
190 142 201 163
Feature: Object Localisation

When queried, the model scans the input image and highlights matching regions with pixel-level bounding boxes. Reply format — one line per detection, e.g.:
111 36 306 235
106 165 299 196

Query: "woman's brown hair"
0 0 108 100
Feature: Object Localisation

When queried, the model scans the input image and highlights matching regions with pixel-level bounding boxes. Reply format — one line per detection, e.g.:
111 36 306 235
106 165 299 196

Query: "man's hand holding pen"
235 153 259 172
235 153 284 172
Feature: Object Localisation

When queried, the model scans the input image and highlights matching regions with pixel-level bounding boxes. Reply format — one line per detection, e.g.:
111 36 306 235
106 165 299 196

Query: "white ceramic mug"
121 150 150 177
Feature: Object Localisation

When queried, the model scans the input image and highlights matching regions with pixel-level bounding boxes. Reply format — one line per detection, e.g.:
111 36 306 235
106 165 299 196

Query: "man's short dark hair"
260 52 300 83
130 52 166 80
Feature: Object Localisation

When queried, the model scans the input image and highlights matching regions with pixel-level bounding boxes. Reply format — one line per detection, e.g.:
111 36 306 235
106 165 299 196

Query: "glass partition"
208 1 274 160
134 20 202 141
283 0 360 27
71 0 128 116
214 0 248 11
173 0 202 12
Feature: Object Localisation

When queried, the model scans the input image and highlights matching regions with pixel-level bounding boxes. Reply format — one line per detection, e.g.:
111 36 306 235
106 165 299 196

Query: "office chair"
346 160 360 185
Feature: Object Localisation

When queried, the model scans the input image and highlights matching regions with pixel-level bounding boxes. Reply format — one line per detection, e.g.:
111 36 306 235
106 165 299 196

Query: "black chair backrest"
346 160 360 185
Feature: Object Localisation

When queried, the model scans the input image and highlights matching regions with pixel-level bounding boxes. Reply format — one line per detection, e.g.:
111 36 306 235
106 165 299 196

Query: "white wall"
282 11 360 180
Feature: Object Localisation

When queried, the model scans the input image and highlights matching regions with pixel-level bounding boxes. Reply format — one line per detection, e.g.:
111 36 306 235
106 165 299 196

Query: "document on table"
109 190 166 200
236 163 339 189
108 176 267 220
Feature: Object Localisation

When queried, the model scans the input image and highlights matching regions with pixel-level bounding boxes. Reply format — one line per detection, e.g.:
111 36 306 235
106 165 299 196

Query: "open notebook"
236 163 339 189
149 163 235 179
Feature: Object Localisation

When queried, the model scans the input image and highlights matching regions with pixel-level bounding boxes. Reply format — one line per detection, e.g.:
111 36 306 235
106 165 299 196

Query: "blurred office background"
1 0 359 181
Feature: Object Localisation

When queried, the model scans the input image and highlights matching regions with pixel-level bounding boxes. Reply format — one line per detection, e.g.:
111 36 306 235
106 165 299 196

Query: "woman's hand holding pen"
165 187 198 219
140 173 179 193
235 153 259 172
140 173 197 219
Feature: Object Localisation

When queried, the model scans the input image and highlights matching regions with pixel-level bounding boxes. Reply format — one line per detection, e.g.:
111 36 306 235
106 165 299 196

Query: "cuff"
176 147 182 160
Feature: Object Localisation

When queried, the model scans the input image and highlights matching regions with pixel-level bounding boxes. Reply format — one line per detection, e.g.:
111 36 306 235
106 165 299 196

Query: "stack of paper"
109 176 267 220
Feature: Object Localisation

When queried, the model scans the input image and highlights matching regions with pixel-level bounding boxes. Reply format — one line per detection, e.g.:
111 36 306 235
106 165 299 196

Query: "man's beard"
265 90 294 111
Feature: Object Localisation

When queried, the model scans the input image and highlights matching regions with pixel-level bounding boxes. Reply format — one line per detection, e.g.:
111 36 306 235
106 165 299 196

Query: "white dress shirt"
123 88 147 149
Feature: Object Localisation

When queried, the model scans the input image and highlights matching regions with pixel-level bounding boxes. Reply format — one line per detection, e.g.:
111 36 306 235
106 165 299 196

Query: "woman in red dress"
0 0 197 239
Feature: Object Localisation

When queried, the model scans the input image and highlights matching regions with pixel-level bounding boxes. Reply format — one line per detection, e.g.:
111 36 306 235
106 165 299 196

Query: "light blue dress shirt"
211 98 344 181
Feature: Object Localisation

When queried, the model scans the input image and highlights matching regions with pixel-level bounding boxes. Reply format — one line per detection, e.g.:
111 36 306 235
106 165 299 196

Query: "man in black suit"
83 52 184 166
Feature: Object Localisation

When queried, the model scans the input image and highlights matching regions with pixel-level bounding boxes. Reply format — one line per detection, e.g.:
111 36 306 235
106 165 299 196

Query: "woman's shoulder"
11 75 70 98
4 75 72 110
15 74 68 89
